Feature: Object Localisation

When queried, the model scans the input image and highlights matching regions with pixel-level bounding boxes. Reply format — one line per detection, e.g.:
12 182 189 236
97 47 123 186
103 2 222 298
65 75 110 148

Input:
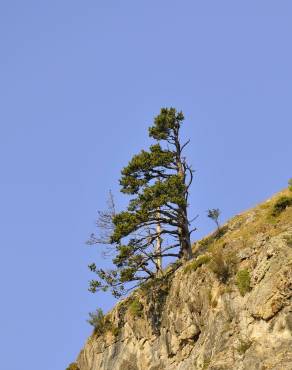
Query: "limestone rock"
74 189 292 370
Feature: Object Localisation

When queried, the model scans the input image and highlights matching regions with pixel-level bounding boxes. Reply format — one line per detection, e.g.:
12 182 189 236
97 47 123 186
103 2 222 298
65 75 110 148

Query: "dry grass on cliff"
187 188 292 292
193 188 292 256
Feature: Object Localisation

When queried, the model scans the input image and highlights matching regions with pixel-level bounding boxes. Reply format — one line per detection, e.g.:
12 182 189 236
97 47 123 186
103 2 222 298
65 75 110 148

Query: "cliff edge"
72 188 292 370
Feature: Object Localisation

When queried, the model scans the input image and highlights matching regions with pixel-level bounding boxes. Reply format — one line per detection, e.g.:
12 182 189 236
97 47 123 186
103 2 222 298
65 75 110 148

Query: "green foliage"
120 357 139 370
236 338 252 354
88 266 124 298
236 269 251 296
87 308 119 337
270 196 292 217
88 107 195 297
183 255 211 274
209 247 237 283
111 326 120 336
214 225 228 238
139 271 171 293
289 178 292 192
202 358 211 369
194 235 216 254
207 208 221 230
87 308 105 335
119 144 175 194
148 107 184 140
127 175 187 212
193 226 228 256
66 363 79 370
128 297 143 317
139 273 171 332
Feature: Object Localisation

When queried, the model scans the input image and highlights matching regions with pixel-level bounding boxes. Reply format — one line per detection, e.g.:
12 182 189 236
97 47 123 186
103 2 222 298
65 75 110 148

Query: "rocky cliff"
73 189 292 370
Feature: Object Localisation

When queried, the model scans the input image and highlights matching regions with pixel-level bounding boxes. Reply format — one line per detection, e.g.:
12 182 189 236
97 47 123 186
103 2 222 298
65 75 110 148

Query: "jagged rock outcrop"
75 189 292 370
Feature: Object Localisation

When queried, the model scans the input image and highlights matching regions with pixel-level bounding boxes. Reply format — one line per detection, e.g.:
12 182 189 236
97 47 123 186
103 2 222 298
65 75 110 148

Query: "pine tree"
86 190 116 257
207 208 221 232
89 108 195 297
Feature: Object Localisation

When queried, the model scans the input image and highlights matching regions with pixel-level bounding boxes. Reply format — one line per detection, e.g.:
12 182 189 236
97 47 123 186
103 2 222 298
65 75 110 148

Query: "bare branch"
181 139 190 152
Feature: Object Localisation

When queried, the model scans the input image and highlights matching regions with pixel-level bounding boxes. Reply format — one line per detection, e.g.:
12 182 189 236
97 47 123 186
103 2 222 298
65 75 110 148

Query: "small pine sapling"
207 208 221 232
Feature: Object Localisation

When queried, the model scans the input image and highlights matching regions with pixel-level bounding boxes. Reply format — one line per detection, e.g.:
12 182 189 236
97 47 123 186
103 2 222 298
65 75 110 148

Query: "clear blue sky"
0 1 291 369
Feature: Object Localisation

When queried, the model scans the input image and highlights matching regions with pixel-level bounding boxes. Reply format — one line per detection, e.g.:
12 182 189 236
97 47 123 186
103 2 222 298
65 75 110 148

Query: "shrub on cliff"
87 308 105 335
183 254 211 274
128 297 143 317
236 269 251 296
271 195 292 217
66 363 79 370
87 308 119 337
209 247 236 283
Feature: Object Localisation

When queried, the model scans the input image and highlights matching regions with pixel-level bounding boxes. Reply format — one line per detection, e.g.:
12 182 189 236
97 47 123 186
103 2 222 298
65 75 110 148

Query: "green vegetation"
215 225 228 238
270 195 292 217
193 227 227 256
88 108 196 297
193 235 215 254
120 357 139 370
87 308 105 335
236 269 251 296
207 208 221 231
183 255 211 274
128 297 143 317
284 235 292 247
289 178 292 192
208 247 236 283
139 272 172 333
202 358 211 369
236 338 252 354
66 363 79 370
224 192 292 248
87 308 119 337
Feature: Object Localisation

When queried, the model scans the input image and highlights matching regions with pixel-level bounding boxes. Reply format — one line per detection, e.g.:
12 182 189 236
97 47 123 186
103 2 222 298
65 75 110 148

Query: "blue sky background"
0 1 291 369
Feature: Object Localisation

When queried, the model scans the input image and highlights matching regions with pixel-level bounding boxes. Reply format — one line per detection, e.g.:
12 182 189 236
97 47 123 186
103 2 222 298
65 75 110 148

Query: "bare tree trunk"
177 207 192 261
155 209 162 274
174 128 193 261
181 211 192 260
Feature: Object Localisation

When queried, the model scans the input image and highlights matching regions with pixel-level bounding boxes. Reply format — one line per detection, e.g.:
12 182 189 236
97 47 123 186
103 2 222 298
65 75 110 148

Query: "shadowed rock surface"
74 189 292 370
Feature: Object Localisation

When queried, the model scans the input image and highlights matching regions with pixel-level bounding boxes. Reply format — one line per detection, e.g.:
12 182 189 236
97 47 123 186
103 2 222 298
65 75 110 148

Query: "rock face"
76 190 292 370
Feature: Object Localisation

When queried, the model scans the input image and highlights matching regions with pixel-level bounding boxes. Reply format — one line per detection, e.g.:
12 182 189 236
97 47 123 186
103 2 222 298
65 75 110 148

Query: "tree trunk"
155 209 162 273
174 134 193 261
179 208 193 261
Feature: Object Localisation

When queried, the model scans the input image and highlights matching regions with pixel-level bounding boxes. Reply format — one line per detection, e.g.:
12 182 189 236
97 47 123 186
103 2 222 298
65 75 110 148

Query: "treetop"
149 107 184 141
